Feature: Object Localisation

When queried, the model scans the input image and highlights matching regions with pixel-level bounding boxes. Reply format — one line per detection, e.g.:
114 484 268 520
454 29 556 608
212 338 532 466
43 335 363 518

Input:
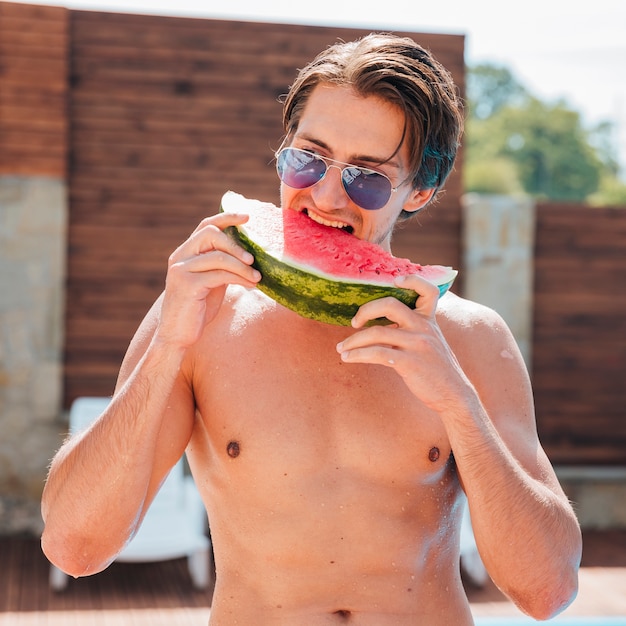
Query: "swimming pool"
475 618 626 626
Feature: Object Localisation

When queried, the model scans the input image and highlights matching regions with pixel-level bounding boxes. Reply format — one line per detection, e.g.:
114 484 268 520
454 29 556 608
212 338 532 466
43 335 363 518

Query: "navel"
332 609 352 620
428 446 440 462
227 440 240 458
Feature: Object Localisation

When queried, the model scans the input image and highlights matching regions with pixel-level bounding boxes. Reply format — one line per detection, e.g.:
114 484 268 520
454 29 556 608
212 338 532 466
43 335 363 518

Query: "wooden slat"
532 202 626 465
0 537 212 615
0 1 68 176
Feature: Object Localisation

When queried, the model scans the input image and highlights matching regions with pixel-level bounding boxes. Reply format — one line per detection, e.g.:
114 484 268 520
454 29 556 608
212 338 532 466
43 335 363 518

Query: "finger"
183 213 249 256
336 322 432 371
171 218 253 266
186 267 261 290
337 323 404 353
190 226 253 261
350 275 441 329
172 249 261 284
350 297 408 329
394 274 440 315
189 212 249 237
337 341 404 369
351 292 435 329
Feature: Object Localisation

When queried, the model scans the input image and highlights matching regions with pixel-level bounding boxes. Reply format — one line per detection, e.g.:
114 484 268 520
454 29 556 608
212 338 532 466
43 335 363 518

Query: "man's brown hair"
281 33 464 215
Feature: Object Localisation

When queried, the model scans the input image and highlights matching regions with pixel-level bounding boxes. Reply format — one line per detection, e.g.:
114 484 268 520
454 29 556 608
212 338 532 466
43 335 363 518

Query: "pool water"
475 618 626 625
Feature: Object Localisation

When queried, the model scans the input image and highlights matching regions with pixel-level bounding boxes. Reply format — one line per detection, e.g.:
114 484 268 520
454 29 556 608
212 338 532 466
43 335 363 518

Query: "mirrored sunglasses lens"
342 168 391 211
277 149 326 189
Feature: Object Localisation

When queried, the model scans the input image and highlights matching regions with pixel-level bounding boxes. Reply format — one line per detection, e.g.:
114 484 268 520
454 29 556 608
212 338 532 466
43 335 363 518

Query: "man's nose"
311 164 350 209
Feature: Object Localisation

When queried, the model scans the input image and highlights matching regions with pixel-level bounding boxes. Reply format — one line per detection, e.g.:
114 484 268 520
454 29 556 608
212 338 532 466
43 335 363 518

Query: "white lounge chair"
49 397 212 591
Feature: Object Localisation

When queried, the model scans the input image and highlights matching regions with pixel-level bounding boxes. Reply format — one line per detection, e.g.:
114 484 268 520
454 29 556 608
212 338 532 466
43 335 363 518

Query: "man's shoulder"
435 292 532 405
437 291 504 327
436 291 514 353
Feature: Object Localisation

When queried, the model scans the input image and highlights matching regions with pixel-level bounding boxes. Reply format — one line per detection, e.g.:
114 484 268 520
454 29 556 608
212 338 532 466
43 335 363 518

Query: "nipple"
428 446 440 462
227 441 240 458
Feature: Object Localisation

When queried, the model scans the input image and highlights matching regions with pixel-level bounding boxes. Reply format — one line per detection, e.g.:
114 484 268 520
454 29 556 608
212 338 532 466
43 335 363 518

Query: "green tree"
588 174 626 206
588 119 621 177
465 63 618 203
467 63 528 119
463 157 524 196
495 99 603 200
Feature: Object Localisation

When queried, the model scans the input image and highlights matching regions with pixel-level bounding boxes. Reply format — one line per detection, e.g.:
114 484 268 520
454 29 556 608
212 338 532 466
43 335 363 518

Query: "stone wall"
462 193 535 370
0 176 68 535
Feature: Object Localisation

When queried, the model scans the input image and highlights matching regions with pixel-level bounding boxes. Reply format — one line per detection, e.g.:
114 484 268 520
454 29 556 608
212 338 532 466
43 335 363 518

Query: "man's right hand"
156 212 261 349
41 214 259 577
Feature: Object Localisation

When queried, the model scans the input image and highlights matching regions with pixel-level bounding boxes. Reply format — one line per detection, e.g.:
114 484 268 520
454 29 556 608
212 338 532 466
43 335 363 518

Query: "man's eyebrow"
295 134 402 170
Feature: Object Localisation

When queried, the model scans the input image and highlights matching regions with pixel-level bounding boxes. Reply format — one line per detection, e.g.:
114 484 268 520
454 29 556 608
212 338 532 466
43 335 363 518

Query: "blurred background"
13 0 626 198
1 1 625 620
1 0 624 542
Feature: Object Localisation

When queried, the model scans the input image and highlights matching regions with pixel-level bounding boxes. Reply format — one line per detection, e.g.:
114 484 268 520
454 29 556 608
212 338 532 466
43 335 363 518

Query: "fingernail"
336 341 344 352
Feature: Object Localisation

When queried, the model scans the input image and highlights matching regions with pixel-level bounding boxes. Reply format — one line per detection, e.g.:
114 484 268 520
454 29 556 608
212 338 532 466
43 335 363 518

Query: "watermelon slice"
221 191 457 326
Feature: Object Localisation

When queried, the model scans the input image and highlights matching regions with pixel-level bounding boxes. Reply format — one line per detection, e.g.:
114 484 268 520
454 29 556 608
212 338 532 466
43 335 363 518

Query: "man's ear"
403 187 436 214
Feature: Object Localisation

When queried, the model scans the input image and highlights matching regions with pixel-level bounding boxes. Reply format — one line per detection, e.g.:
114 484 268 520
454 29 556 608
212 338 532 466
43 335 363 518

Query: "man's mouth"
304 209 354 234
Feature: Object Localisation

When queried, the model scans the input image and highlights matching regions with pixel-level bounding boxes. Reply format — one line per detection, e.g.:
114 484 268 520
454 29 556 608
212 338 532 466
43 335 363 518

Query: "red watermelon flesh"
235 194 456 287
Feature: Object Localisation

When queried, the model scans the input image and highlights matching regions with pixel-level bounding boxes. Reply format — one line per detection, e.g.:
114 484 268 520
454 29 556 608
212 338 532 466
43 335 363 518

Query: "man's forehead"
294 84 408 169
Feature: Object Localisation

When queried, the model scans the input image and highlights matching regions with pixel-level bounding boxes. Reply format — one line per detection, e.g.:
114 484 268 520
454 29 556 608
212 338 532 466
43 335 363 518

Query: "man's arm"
440 301 581 619
41 212 260 577
40 300 197 577
336 276 582 620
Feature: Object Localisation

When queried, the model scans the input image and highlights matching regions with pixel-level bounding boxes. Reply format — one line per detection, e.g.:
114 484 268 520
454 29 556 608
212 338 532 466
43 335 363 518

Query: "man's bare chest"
189 291 452 487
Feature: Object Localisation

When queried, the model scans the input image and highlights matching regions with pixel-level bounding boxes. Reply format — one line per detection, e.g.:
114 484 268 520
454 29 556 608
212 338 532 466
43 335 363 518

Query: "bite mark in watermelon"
221 191 457 326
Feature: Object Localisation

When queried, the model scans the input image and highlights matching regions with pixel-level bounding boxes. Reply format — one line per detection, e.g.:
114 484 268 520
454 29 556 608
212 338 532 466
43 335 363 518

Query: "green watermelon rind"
227 226 424 326
223 224 456 328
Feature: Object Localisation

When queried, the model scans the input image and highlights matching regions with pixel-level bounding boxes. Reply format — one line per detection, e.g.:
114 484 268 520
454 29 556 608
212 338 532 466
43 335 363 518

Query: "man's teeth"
307 210 351 230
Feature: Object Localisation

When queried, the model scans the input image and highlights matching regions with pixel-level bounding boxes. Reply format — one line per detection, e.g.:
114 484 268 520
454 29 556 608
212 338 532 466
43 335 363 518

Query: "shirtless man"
41 34 581 624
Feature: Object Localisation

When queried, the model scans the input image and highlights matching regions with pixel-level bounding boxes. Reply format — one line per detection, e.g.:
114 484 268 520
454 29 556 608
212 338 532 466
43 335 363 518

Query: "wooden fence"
61 9 465 404
0 1 68 176
533 203 626 464
1 1 624 465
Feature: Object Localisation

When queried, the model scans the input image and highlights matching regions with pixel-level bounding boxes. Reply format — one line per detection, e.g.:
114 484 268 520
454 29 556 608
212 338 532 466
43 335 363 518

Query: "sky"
14 0 626 171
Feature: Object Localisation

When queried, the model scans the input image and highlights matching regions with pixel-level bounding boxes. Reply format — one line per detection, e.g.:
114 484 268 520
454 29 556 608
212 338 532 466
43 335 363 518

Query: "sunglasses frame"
275 147 400 211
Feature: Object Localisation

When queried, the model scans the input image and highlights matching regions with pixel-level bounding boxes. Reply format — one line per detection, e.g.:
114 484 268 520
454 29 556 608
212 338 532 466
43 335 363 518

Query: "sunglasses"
276 147 400 211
